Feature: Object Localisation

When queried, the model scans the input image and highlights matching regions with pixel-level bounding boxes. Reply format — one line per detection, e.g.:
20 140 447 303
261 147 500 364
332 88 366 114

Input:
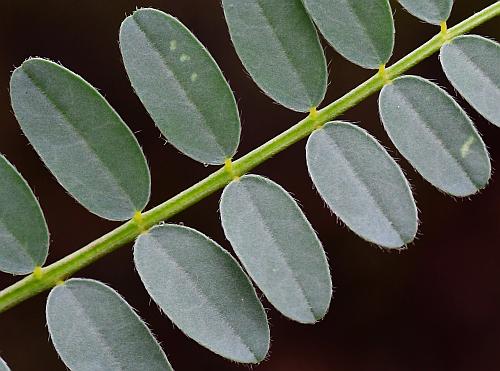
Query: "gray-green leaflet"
440 35 500 127
379 75 491 197
306 122 418 248
220 175 332 323
10 58 151 221
303 0 395 69
134 224 270 363
46 279 172 371
398 0 453 25
120 8 241 164
222 0 327 112
0 155 49 275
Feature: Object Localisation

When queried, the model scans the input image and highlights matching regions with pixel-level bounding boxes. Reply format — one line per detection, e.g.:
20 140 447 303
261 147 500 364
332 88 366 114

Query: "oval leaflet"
220 175 332 323
440 35 500 127
379 75 491 197
9 58 151 221
398 0 453 25
306 122 418 248
0 154 49 275
46 279 172 371
222 0 327 112
120 8 241 164
134 224 270 363
303 0 395 69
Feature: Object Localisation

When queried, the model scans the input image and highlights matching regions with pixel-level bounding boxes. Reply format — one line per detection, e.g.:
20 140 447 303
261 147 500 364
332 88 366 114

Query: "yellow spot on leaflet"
33 266 43 279
191 72 198 82
461 136 475 158
224 158 239 181
169 40 177 51
180 54 190 62
55 280 65 286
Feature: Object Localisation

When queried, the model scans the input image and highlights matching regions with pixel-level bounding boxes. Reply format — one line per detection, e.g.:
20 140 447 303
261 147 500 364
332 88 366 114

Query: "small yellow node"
440 21 450 42
33 266 44 279
224 158 240 181
133 210 143 223
309 106 318 119
309 106 323 129
55 280 65 286
440 21 448 34
378 64 392 84
133 211 148 233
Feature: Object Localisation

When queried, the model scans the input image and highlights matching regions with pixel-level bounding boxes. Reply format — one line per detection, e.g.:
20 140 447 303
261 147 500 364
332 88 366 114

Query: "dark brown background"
1 1 499 370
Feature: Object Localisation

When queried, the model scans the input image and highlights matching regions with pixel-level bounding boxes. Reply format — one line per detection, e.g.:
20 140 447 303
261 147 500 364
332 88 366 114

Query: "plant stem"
1 1 498 314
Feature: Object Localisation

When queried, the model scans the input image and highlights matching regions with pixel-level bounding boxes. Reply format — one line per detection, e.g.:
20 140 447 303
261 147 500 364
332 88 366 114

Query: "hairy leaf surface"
440 35 500 126
134 224 269 363
306 122 417 248
10 58 150 221
379 75 490 196
222 0 327 112
398 0 453 25
120 8 240 164
303 0 394 69
46 279 172 371
0 154 49 275
220 175 332 323
0 357 10 371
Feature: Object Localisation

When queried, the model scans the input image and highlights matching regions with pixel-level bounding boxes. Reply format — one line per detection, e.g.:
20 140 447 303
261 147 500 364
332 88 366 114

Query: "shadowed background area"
0 1 499 370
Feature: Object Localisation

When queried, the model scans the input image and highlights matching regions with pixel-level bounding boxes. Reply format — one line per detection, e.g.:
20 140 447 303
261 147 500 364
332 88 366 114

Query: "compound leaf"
379 75 491 197
440 35 500 126
222 0 327 112
0 357 10 371
306 122 417 248
398 0 453 25
0 154 49 275
120 8 240 164
46 279 172 371
303 0 394 69
220 175 332 323
10 58 150 221
134 224 269 364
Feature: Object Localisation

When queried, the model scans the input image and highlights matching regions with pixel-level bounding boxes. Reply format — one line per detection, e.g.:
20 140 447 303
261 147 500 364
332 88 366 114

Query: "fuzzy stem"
1 1 498 314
